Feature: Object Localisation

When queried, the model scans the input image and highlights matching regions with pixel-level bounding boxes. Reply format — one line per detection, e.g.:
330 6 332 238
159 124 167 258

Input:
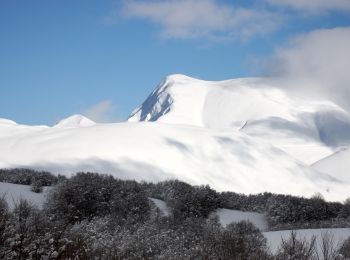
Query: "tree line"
1 169 350 259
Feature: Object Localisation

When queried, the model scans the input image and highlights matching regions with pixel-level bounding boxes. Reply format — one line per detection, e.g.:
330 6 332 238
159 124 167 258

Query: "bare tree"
316 231 341 260
276 231 317 260
0 196 10 250
339 236 350 259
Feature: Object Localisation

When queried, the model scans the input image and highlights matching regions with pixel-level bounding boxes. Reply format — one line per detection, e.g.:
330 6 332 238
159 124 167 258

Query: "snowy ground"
215 208 268 231
149 199 269 231
0 182 50 209
149 198 171 217
264 228 350 254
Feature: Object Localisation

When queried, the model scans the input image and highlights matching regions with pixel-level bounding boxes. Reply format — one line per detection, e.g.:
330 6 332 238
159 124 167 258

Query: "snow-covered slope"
1 74 350 201
214 208 268 231
150 198 171 217
0 120 348 200
129 75 350 164
312 147 350 183
0 182 51 209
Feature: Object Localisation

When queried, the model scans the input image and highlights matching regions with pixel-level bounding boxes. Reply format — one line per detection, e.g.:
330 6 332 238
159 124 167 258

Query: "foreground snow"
264 228 350 254
0 182 50 209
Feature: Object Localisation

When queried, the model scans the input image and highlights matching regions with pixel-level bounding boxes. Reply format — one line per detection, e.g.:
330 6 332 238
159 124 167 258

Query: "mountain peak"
128 76 287 126
54 114 95 128
128 76 350 164
164 74 197 82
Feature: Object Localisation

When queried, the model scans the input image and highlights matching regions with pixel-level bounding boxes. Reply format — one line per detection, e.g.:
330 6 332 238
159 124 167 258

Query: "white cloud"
83 100 118 123
120 0 281 40
266 0 350 13
266 27 350 110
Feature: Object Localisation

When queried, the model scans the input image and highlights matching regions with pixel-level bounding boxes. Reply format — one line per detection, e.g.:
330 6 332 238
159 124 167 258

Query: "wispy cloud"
265 27 350 110
266 0 350 13
83 100 119 123
118 0 281 41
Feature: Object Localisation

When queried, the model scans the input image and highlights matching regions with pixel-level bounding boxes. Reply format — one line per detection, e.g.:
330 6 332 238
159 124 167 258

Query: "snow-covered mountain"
54 114 96 128
129 74 350 164
1 74 350 201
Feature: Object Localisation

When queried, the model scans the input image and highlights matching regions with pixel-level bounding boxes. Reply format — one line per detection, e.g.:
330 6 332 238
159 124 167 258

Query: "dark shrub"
109 179 151 225
45 172 150 224
153 180 221 220
31 180 43 193
266 194 342 228
0 196 10 246
0 168 58 186
339 236 350 259
202 219 271 260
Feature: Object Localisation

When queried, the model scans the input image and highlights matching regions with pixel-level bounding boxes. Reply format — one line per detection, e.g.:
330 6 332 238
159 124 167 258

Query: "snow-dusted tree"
30 180 43 193
0 168 57 186
201 219 270 259
45 172 151 226
109 179 150 226
0 196 10 252
266 194 342 228
45 172 119 222
339 236 350 259
220 221 270 259
1 198 53 259
158 180 220 220
339 198 350 219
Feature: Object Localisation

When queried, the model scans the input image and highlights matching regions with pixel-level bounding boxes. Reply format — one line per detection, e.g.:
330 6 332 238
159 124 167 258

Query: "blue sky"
1 0 350 125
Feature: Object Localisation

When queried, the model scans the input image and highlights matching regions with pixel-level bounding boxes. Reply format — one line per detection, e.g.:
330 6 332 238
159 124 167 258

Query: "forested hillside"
1 169 350 259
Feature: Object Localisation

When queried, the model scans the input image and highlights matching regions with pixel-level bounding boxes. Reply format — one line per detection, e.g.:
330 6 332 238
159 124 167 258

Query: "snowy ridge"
129 75 350 164
129 74 348 132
